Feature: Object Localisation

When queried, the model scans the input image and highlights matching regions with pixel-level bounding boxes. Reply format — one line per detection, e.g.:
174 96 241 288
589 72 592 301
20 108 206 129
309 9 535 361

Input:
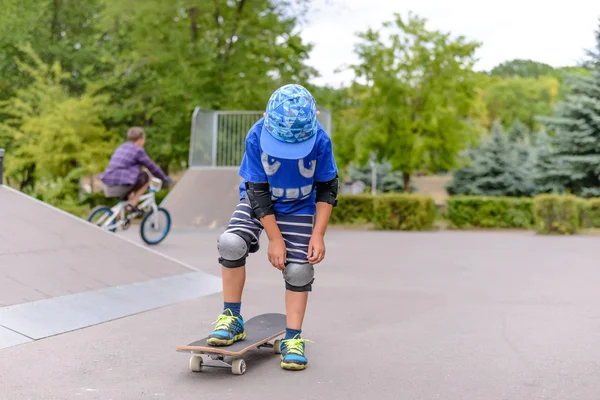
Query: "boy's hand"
268 237 287 270
307 233 326 264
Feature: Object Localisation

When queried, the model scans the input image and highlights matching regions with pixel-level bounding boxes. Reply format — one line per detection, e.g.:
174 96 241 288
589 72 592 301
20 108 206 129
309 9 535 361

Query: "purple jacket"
99 142 168 186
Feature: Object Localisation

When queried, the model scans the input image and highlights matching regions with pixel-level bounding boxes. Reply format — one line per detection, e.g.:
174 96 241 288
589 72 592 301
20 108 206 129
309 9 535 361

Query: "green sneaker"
279 334 312 370
206 309 246 346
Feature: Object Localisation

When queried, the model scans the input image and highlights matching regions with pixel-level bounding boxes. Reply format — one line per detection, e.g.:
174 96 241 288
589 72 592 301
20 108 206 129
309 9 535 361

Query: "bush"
446 196 535 229
534 194 580 234
372 194 436 230
578 198 600 229
330 194 374 225
80 189 170 209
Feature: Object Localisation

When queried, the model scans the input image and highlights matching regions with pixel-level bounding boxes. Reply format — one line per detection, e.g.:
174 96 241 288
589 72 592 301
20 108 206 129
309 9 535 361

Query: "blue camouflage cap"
260 84 318 159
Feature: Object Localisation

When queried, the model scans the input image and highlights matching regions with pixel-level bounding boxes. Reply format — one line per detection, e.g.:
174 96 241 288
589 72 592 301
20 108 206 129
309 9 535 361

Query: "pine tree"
447 120 534 196
537 70 600 197
531 130 566 194
347 160 414 193
508 120 531 143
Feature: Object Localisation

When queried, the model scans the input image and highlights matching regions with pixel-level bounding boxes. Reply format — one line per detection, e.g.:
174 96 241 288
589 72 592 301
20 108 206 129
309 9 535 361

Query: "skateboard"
176 312 285 375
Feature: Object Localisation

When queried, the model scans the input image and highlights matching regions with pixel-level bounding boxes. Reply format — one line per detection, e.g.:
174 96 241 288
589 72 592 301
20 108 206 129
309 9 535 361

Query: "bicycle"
87 177 171 245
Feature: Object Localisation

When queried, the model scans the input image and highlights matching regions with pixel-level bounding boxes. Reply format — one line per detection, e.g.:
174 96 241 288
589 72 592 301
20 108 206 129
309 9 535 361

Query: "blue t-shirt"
238 118 338 215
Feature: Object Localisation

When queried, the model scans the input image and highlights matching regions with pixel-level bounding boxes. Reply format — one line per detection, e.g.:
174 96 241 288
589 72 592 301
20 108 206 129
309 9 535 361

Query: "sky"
299 0 600 87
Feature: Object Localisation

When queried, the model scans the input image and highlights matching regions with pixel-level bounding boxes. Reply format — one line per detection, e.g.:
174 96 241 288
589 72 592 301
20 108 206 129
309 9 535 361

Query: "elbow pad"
315 175 339 207
245 181 275 219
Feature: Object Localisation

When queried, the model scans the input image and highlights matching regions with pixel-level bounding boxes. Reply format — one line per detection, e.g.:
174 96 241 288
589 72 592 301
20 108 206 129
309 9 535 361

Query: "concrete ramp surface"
161 168 242 229
0 186 221 349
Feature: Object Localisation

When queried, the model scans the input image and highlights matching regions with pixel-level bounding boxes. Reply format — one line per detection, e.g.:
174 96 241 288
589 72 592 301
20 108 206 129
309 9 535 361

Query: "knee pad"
282 262 315 292
217 231 251 268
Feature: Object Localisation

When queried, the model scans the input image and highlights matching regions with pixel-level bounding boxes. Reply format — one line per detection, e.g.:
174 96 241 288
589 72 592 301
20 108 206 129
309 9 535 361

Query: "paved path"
2 226 600 399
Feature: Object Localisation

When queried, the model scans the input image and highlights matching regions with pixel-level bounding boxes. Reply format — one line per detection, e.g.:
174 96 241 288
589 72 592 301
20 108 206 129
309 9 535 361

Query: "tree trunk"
51 0 61 41
403 172 411 193
189 7 198 44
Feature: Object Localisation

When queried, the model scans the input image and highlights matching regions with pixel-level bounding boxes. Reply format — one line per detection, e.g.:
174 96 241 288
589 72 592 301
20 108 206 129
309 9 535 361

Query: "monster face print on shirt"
238 118 338 216
262 152 317 203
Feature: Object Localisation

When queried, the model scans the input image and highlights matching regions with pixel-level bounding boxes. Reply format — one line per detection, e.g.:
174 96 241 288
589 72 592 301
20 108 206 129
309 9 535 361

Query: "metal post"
0 148 4 185
369 160 376 195
189 107 200 168
211 112 218 167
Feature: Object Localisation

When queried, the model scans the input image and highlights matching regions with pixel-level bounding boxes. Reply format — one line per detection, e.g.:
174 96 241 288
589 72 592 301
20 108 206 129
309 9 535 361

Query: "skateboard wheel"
273 339 281 354
232 359 246 375
189 355 203 372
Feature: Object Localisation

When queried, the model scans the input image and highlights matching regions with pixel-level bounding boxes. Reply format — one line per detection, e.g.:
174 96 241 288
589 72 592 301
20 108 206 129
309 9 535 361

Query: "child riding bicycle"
99 127 170 212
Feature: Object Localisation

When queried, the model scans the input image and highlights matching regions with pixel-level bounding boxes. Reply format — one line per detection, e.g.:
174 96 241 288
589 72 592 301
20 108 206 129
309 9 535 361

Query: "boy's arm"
313 175 339 236
244 181 286 269
136 148 169 182
307 175 339 264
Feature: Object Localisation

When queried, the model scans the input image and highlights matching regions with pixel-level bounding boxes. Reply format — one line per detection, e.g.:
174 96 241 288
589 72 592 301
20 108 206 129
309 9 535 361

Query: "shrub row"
81 189 170 209
333 193 600 234
446 194 600 234
446 196 535 229
331 193 437 231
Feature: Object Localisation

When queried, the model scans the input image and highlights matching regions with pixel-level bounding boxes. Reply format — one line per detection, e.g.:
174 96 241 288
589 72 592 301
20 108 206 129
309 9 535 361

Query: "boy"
207 84 339 371
99 127 170 210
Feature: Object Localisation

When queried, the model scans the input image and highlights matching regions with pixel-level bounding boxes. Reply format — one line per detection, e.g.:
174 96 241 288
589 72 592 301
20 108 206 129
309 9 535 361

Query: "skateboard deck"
176 312 286 375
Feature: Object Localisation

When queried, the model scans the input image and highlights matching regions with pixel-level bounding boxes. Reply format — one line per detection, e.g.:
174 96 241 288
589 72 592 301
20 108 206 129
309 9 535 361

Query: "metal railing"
0 148 4 185
189 108 332 168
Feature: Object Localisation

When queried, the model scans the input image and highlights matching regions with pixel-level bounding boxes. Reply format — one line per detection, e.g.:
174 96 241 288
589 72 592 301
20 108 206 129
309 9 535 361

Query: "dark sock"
224 302 241 317
285 327 302 340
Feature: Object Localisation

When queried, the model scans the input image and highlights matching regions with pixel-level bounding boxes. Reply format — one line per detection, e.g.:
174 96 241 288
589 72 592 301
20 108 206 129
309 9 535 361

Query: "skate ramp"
161 168 242 229
0 185 221 349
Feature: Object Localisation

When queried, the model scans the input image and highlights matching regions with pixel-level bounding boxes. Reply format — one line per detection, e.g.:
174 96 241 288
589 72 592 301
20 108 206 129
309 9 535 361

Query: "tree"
491 59 557 79
483 75 559 131
583 17 600 69
96 0 318 171
447 121 534 196
531 130 565 194
0 45 116 198
537 71 600 197
508 120 531 143
311 83 365 174
346 159 415 193
348 12 485 192
0 0 108 100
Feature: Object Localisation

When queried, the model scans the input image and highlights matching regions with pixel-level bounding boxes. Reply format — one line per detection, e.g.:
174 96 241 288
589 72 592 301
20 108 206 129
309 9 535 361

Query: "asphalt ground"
2 227 600 400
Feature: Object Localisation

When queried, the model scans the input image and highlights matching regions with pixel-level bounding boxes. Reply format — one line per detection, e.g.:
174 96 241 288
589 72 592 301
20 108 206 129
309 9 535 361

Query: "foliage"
536 71 600 197
347 12 485 191
0 0 107 101
534 194 580 234
0 45 117 195
483 74 559 131
446 120 535 197
531 130 565 194
96 0 317 171
81 188 170 210
445 196 534 229
329 194 374 225
372 193 436 230
579 198 600 229
313 83 364 172
490 59 558 79
30 168 90 217
346 159 416 193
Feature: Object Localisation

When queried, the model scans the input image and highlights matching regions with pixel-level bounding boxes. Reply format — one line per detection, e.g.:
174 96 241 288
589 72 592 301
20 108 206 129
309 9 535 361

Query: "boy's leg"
276 213 315 370
127 172 150 207
207 201 263 346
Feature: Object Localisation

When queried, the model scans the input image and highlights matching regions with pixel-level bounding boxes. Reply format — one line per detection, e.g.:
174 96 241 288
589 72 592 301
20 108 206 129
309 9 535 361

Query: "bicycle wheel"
140 207 171 245
87 205 117 233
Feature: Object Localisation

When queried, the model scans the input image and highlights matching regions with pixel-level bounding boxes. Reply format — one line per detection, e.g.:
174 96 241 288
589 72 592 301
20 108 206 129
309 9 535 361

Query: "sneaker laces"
212 312 236 331
282 335 313 355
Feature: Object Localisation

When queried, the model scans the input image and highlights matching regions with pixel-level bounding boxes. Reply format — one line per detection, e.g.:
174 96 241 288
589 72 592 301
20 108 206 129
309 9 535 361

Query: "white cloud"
300 0 600 87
